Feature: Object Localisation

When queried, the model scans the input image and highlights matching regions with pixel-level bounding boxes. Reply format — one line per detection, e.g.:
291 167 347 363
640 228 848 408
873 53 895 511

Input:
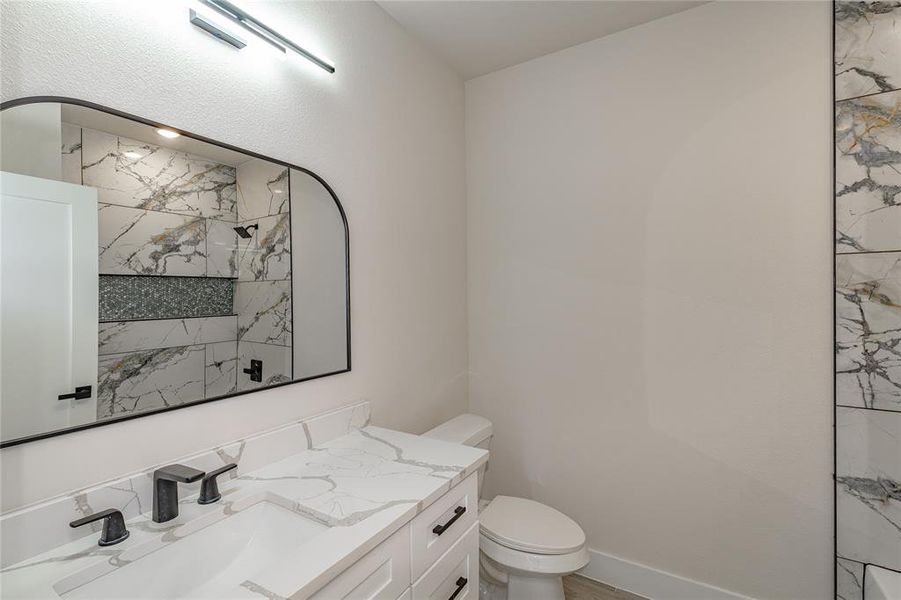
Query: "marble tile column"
834 3 901 598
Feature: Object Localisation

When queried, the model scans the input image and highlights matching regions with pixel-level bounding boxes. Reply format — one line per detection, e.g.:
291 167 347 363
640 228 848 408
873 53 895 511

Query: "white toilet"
424 414 589 600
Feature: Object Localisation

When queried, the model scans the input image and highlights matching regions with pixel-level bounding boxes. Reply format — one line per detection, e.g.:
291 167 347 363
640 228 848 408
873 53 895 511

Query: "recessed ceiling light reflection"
123 151 144 159
156 129 180 139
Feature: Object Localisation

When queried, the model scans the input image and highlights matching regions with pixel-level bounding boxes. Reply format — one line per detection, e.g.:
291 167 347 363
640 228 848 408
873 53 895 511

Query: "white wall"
0 102 61 180
0 0 468 510
466 2 832 599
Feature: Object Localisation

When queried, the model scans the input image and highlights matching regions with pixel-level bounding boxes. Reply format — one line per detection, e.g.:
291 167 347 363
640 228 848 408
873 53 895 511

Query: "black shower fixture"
233 224 259 239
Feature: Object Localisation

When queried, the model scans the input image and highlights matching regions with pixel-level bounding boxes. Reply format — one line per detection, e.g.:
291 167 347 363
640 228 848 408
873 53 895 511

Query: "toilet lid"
479 496 586 555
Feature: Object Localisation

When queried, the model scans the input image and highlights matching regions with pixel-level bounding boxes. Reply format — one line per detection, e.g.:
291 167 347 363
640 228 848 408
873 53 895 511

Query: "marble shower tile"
98 316 236 355
836 91 901 253
237 341 292 391
236 159 289 220
205 341 237 398
836 253 901 412
207 219 239 278
836 1 901 101
837 557 864 600
82 128 236 220
98 203 206 276
97 345 205 419
61 123 82 185
836 407 901 570
235 280 292 345
237 213 291 281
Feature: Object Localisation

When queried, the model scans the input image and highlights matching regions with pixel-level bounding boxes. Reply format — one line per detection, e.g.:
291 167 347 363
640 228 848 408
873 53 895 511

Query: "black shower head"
233 224 259 239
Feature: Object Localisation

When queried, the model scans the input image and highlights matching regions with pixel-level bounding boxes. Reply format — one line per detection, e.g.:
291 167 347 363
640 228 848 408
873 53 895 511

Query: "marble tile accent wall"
234 158 293 387
82 128 237 220
836 2 901 101
834 4 901 594
836 91 901 253
0 402 371 569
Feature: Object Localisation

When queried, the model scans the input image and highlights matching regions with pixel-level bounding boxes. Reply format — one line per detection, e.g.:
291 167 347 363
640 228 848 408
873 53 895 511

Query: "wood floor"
563 574 648 600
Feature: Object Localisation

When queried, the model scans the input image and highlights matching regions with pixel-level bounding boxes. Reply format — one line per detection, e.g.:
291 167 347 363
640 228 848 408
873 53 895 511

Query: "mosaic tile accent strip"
99 275 235 322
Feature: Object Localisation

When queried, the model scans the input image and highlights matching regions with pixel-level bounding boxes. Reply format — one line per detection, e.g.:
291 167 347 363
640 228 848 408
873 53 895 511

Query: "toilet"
423 414 589 600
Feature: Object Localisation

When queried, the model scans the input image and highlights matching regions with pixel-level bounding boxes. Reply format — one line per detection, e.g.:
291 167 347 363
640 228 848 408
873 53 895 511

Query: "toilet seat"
479 496 586 555
480 534 590 576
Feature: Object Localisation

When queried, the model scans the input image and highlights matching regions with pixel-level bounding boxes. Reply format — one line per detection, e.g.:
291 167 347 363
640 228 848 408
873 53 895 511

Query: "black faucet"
70 509 130 546
152 464 205 523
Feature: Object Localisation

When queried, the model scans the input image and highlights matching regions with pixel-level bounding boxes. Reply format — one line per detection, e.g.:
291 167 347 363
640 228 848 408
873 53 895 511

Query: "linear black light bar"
200 0 335 73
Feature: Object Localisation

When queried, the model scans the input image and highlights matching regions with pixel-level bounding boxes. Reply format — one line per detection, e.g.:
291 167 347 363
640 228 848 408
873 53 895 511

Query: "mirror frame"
0 96 351 448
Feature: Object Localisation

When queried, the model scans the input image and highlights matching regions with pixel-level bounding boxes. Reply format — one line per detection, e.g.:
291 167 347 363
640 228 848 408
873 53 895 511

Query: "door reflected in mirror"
0 100 349 446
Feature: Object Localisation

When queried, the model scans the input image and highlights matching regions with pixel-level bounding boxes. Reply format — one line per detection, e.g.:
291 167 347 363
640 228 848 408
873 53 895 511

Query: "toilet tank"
423 414 492 498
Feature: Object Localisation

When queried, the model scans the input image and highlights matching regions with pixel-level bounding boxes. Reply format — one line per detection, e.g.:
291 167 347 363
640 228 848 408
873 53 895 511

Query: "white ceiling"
378 1 706 80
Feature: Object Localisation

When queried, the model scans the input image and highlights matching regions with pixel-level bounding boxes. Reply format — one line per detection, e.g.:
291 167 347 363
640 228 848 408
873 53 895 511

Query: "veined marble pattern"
235 281 292 345
836 1 901 101
237 159 289 220
206 341 238 398
836 253 901 412
96 345 205 419
836 407 901 570
237 341 292 392
82 129 237 220
61 123 82 185
98 203 206 276
98 316 236 355
0 403 369 569
237 213 291 281
837 557 864 600
207 219 239 278
836 91 901 253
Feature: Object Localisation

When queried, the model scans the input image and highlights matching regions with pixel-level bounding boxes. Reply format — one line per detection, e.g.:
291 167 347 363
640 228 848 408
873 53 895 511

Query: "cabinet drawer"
310 524 411 600
410 473 478 581
412 523 479 600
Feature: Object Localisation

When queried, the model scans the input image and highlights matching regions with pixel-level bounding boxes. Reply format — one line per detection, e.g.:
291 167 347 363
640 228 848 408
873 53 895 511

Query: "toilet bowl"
423 414 589 600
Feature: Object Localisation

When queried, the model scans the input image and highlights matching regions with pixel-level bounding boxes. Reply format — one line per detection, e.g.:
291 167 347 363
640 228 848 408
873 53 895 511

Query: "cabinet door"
310 524 411 600
0 171 98 441
412 523 479 600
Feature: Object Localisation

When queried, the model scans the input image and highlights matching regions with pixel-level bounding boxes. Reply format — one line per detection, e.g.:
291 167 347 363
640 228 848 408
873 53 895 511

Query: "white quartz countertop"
0 426 488 599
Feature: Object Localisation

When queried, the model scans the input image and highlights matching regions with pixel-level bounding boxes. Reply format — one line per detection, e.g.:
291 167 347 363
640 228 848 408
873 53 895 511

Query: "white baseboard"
578 548 754 600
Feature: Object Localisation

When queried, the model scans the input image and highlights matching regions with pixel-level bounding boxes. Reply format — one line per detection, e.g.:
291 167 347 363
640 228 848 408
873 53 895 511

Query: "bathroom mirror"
0 98 350 447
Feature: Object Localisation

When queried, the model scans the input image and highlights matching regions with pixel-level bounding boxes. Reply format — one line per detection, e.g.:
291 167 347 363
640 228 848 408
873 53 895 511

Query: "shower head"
233 224 259 239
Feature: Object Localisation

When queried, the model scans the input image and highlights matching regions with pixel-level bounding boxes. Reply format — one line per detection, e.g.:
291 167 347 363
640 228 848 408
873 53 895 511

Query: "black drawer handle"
448 577 468 600
432 506 466 536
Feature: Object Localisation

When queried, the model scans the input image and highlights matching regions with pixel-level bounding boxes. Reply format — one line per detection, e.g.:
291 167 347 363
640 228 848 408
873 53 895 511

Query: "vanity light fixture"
200 0 335 73
189 8 246 50
156 128 181 139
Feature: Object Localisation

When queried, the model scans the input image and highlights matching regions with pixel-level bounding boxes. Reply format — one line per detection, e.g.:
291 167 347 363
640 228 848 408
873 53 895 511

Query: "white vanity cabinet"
311 473 479 600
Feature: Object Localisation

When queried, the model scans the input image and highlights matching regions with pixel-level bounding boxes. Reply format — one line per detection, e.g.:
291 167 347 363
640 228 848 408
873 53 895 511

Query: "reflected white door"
0 171 98 441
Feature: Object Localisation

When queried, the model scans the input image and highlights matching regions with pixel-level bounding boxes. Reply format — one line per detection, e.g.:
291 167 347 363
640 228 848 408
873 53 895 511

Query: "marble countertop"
0 426 488 600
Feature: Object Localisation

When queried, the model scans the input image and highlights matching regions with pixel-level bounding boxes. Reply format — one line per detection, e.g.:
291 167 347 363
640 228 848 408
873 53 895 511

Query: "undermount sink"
54 494 327 599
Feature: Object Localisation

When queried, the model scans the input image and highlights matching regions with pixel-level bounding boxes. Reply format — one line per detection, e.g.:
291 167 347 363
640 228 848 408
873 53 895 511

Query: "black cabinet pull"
432 506 466 536
58 385 91 401
70 508 129 546
448 577 468 600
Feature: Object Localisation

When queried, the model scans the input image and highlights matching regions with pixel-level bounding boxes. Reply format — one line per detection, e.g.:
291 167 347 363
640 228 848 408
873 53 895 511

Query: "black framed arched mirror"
0 97 350 447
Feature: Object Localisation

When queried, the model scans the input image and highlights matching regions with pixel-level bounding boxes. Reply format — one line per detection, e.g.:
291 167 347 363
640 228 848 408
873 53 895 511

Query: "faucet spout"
152 464 205 523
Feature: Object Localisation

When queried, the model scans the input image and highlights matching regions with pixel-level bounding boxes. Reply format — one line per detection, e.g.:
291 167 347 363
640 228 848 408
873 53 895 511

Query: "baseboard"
578 547 753 600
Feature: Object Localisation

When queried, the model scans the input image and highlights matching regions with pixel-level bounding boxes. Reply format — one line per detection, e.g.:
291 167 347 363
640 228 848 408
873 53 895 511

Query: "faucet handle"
70 509 130 546
198 463 238 505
